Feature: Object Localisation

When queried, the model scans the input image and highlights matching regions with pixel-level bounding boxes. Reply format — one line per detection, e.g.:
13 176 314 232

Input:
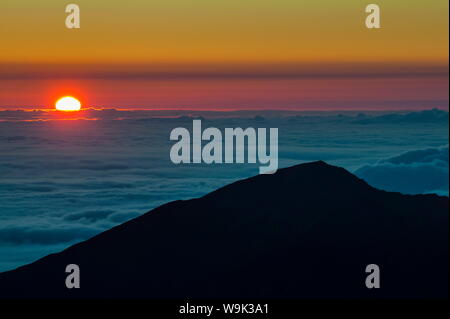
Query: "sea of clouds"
0 109 448 271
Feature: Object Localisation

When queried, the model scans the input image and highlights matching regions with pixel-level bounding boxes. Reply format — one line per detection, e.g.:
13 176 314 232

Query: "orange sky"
1 0 448 64
0 0 448 109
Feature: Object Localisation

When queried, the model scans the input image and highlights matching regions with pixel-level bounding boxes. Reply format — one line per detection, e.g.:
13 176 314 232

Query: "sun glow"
55 96 81 111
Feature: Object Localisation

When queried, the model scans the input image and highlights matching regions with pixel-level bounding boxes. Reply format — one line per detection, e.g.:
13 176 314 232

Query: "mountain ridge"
0 161 448 298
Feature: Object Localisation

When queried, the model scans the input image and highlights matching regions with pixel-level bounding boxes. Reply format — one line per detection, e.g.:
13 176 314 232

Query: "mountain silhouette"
0 161 448 298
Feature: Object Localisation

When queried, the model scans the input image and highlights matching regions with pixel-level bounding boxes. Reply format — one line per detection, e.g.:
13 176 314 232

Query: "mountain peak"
0 161 447 298
204 160 373 203
273 160 355 178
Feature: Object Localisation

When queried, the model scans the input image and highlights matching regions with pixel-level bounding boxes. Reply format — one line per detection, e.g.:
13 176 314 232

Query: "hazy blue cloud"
0 224 102 245
63 210 116 222
108 211 141 223
355 146 449 195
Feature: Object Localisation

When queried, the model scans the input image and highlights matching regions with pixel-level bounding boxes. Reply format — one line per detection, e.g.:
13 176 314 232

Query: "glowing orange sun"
55 96 81 111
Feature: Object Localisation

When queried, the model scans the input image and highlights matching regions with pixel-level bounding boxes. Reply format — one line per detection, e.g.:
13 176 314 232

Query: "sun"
55 96 81 111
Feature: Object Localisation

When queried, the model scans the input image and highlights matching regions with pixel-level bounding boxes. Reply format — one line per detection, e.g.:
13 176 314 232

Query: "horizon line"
1 61 448 80
1 107 448 113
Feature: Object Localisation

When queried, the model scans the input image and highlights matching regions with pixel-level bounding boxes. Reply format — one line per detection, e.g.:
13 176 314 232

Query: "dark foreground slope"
0 161 448 298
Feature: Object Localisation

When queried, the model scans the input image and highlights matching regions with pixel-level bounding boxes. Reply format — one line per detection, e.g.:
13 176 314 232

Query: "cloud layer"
0 110 448 271
355 146 449 195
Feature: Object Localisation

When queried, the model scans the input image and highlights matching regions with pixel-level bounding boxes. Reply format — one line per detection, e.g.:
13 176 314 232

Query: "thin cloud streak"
1 62 448 80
